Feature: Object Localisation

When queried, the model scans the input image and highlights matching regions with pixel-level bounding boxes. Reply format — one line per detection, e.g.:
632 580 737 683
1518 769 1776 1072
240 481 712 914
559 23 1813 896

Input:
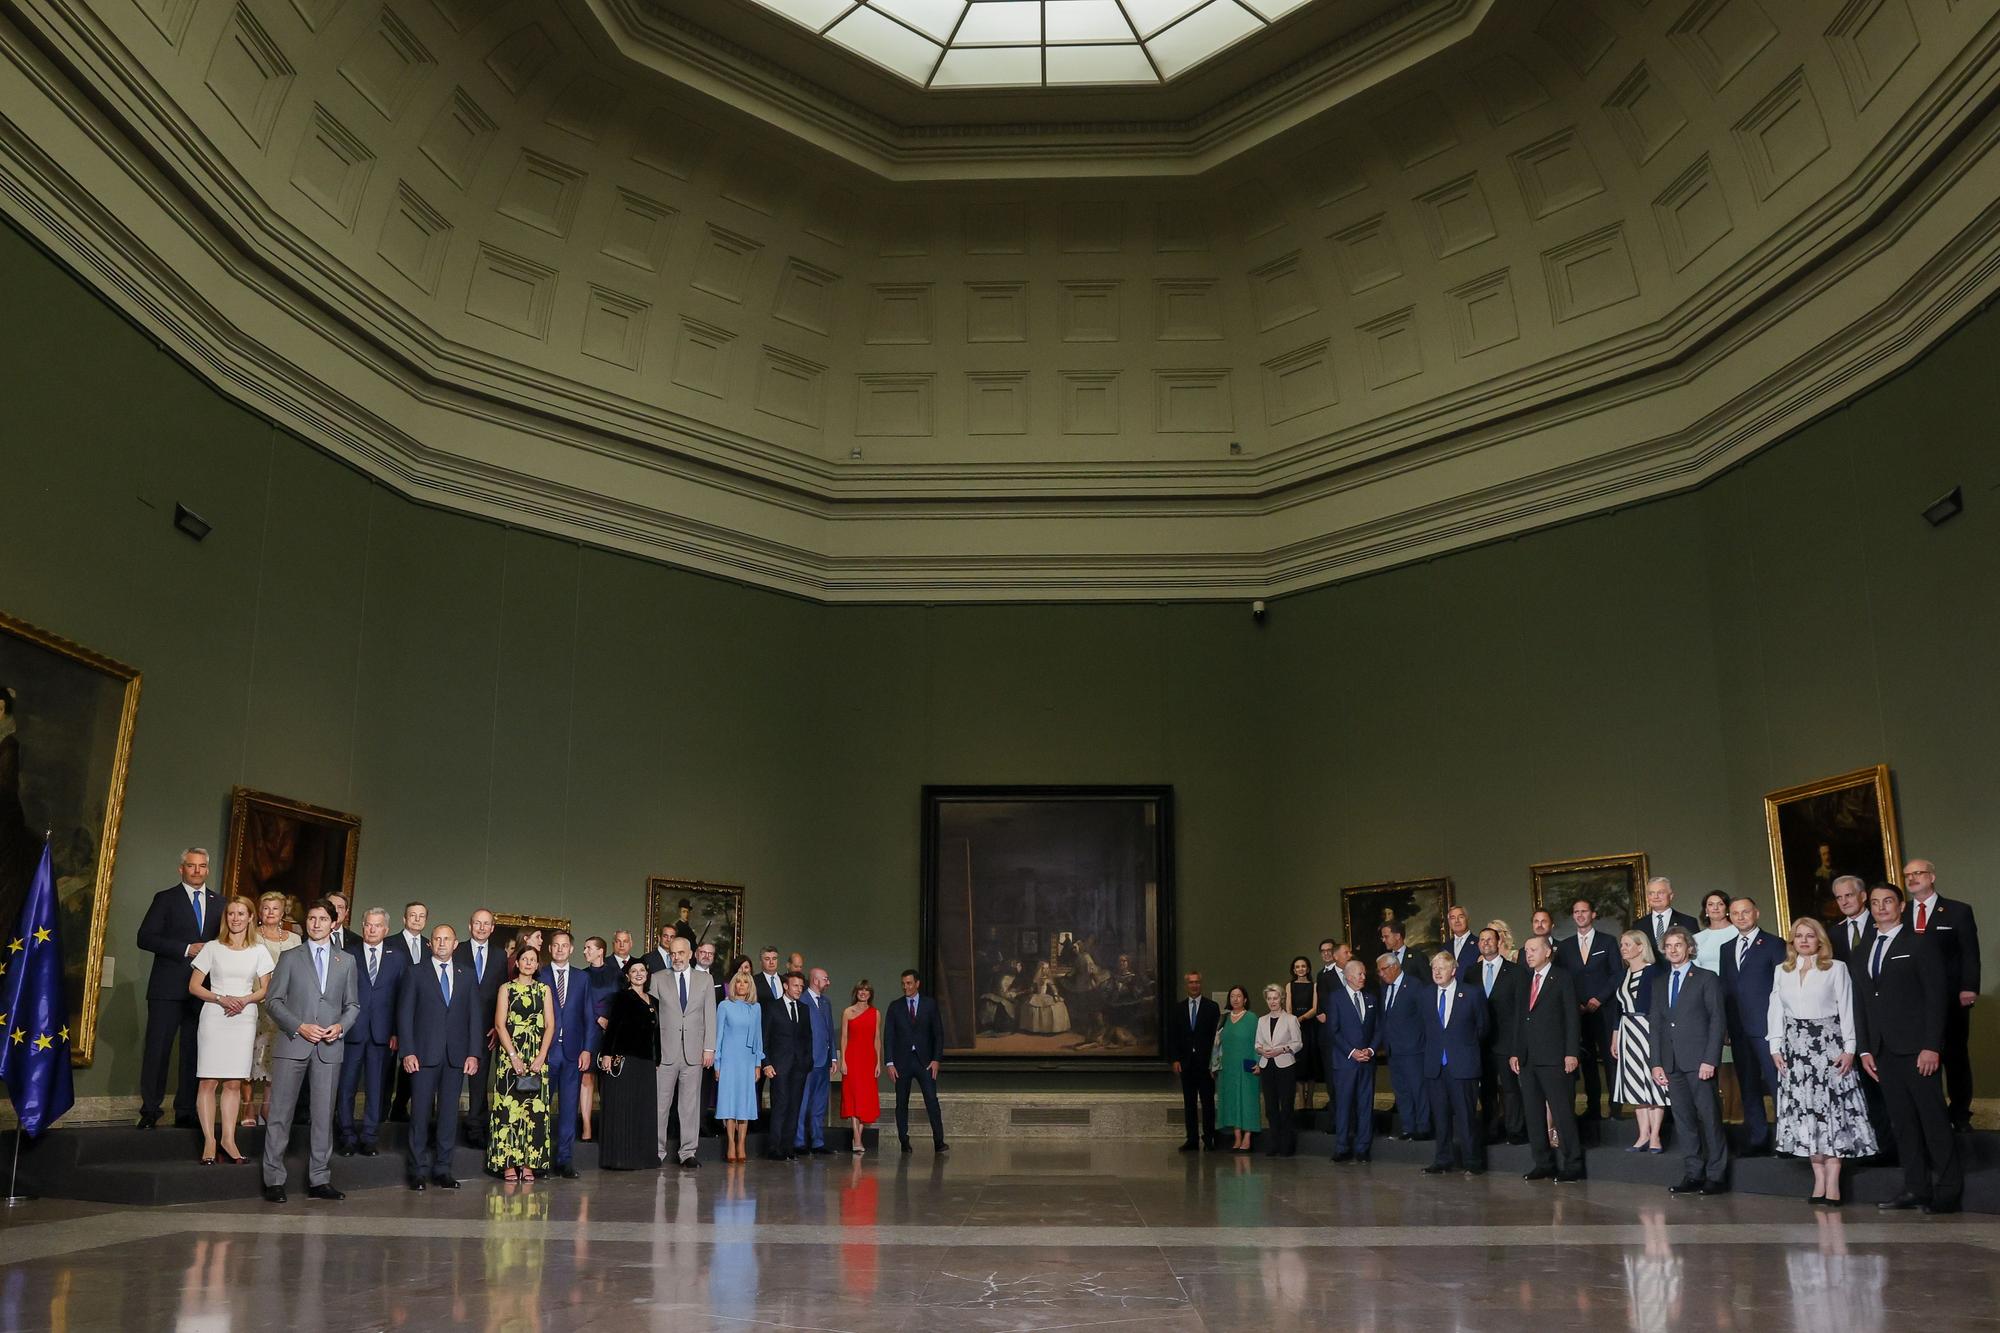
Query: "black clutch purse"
509 1072 542 1095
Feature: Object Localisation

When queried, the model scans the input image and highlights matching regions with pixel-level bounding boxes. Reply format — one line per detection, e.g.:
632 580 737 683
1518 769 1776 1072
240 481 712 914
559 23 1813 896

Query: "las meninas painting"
924 787 1173 1063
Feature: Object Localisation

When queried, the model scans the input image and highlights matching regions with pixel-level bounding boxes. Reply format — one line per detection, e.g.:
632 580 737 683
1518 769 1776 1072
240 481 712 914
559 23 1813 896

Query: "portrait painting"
645 877 744 967
219 788 360 923
1764 764 1901 933
0 611 142 1065
923 786 1173 1065
1531 852 1650 941
1341 876 1453 970
490 912 572 968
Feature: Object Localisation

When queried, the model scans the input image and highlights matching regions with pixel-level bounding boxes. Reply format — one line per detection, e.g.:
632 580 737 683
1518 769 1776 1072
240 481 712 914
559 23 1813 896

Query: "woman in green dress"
1213 985 1264 1151
488 942 557 1181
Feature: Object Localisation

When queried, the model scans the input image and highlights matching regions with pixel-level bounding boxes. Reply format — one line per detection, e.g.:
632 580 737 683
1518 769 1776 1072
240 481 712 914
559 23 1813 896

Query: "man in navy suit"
1904 857 1981 1131
1374 951 1432 1140
1556 898 1619 1121
1718 896 1784 1155
1473 928 1527 1143
1829 876 1875 966
544 929 600 1177
1637 877 1700 955
453 909 505 1147
795 968 838 1154
338 907 406 1156
883 969 948 1152
1442 906 1479 976
135 847 221 1129
1418 953 1489 1175
1325 959 1378 1163
1168 970 1222 1150
762 971 813 1160
397 924 481 1189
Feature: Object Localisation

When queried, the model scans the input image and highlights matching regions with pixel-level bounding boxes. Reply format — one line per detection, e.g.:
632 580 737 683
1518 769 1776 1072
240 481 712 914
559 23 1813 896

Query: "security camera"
1250 599 1266 622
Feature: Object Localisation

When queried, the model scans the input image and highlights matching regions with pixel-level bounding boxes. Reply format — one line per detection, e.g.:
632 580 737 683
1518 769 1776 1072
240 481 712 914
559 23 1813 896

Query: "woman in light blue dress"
714 972 766 1162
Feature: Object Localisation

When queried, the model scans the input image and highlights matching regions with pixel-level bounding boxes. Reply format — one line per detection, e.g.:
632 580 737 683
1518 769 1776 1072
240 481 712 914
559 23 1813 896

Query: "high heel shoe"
220 1148 248 1164
199 1152 217 1165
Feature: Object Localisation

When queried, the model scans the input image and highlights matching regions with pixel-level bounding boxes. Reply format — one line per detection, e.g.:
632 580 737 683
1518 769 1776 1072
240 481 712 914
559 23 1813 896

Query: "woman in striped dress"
1609 929 1669 1151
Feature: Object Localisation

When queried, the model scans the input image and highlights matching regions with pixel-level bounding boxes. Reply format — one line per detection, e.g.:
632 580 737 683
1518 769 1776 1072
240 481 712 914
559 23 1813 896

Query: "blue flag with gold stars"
0 842 74 1136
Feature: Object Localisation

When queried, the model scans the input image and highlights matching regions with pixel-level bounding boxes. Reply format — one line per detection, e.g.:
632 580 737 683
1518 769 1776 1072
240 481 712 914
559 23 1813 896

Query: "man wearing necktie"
1375 952 1432 1141
260 901 359 1203
338 907 406 1156
1903 857 1981 1131
651 937 716 1168
1167 971 1221 1151
1419 954 1489 1176
387 901 429 1125
397 925 481 1190
1639 876 1698 956
1474 928 1527 1144
135 848 222 1129
795 968 839 1155
1510 935 1583 1182
1646 927 1728 1195
453 909 505 1148
1854 882 1961 1213
760 971 814 1161
1718 897 1784 1155
1325 960 1378 1163
545 930 599 1178
883 969 948 1153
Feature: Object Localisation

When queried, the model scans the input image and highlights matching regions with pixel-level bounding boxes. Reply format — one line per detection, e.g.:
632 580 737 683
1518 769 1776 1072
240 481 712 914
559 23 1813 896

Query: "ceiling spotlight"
1922 485 1963 527
173 503 211 542
1229 441 1244 455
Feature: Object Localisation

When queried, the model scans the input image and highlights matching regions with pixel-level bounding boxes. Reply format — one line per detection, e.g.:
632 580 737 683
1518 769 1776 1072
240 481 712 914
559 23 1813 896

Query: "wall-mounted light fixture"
1922 485 1963 527
172 503 211 542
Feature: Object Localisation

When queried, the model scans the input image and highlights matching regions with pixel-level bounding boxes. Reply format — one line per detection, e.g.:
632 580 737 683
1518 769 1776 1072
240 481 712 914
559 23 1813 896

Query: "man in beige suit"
650 937 715 1168
261 901 360 1203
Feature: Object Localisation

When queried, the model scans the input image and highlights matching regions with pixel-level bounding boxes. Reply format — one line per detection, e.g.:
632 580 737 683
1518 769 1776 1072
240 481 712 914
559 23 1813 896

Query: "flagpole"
2 1128 25 1206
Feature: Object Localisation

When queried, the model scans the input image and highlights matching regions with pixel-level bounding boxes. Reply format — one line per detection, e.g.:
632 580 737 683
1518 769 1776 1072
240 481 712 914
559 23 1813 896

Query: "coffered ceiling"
1 0 1997 600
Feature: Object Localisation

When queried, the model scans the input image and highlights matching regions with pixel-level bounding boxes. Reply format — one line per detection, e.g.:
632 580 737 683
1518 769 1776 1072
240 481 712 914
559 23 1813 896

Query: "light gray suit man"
1648 927 1730 1191
262 915 361 1196
649 939 716 1166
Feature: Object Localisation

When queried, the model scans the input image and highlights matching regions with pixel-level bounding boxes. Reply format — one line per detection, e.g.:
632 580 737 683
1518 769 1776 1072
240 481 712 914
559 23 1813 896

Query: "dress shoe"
1331 1151 1353 1163
934 1142 949 1152
407 1178 427 1191
1411 1132 1435 1142
811 1146 835 1156
1878 1193 1924 1211
679 1158 700 1170
135 1112 160 1131
336 1141 355 1157
432 1175 461 1189
262 1185 287 1203
1421 1164 1449 1175
1178 1140 1200 1152
554 1165 581 1179
1699 1182 1728 1196
1396 1133 1416 1142
765 1151 789 1161
1554 1171 1584 1184
1523 1168 1555 1181
899 1140 913 1153
1465 1167 1487 1176
1923 1200 1961 1215
173 1115 198 1129
1354 1152 1371 1163
1668 1178 1703 1195
358 1144 380 1157
307 1184 344 1201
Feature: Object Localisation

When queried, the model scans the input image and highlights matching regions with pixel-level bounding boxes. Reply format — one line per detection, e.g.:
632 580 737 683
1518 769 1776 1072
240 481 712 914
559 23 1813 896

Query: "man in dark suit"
544 929 600 1178
1418 953 1488 1175
1904 858 1980 1130
1374 951 1432 1140
397 925 481 1190
1649 927 1729 1194
1441 907 1479 976
752 946 787 1007
1554 898 1619 1122
1718 897 1784 1154
387 901 428 1124
796 968 838 1154
883 968 948 1152
338 907 406 1156
1167 970 1221 1150
1637 876 1700 955
761 971 812 1160
1511 935 1583 1182
135 847 220 1129
1857 882 1962 1213
1325 960 1378 1162
639 925 681 979
1829 876 1874 966
1473 928 1527 1143
453 908 505 1147
325 892 356 956
1378 919 1425 974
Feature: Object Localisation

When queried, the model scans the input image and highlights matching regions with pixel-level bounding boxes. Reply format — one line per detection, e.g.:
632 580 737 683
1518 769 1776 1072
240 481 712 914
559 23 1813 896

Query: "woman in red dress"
839 979 883 1153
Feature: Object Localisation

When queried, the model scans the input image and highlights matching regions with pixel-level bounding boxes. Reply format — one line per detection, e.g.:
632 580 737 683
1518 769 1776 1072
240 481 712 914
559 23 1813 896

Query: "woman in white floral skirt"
1769 916 1876 1206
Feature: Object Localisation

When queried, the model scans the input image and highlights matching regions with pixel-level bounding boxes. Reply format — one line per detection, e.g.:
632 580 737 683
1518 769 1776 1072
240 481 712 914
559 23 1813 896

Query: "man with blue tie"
1442 906 1479 976
397 924 481 1190
1719 897 1784 1155
884 969 948 1152
338 907 405 1156
796 968 838 1154
1375 951 1432 1140
1419 953 1488 1175
260 901 358 1203
135 848 221 1129
1648 926 1728 1195
453 909 505 1148
1326 959 1378 1163
1473 928 1526 1143
545 929 600 1178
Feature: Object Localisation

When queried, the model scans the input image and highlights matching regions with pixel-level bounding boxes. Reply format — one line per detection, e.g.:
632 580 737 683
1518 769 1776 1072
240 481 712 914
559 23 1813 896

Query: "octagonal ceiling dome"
744 0 1319 90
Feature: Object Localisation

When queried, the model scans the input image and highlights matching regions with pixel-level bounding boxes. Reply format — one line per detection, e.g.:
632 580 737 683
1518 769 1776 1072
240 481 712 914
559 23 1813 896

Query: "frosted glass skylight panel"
1147 0 1260 78
933 45 1045 85
752 0 1314 87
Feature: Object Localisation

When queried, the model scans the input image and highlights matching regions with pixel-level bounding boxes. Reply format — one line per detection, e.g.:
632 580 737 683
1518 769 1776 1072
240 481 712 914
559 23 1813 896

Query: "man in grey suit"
1648 926 1729 1196
649 936 715 1168
261 900 360 1203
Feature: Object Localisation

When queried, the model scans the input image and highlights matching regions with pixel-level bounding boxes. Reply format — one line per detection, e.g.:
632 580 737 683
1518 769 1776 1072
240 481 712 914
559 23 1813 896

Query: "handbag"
509 1071 542 1096
1242 1058 1260 1074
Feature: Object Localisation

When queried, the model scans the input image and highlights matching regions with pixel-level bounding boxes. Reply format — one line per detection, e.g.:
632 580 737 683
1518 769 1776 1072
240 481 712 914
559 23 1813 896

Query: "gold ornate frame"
0 611 141 1067
1339 875 1455 966
1763 763 1901 935
490 912 573 962
219 786 362 912
645 876 744 968
1530 851 1651 929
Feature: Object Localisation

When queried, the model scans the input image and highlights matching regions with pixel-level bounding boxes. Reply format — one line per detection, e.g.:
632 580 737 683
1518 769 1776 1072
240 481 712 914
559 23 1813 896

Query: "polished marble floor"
4 1142 1998 1331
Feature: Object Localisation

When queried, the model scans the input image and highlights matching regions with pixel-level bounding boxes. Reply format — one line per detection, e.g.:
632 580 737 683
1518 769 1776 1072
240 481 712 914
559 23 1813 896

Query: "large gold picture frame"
491 912 573 965
0 611 141 1067
1340 875 1454 971
1531 852 1651 938
219 787 361 915
1764 764 1901 934
645 877 744 968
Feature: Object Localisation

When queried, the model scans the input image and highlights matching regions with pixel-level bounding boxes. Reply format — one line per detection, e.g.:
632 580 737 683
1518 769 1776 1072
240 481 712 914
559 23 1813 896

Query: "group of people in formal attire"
136 853 955 1203
1166 865 1977 1214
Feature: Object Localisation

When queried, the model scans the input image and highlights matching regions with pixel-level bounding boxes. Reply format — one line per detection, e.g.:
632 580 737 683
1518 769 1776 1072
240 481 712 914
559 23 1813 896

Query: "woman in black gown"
1285 955 1321 1111
596 959 661 1170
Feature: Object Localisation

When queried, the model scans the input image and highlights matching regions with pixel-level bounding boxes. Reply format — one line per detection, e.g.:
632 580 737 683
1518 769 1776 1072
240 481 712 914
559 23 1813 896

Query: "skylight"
747 0 1314 88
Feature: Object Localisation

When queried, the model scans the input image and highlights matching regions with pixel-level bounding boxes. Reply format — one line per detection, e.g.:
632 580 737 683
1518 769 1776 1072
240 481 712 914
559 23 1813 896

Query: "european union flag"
0 842 74 1136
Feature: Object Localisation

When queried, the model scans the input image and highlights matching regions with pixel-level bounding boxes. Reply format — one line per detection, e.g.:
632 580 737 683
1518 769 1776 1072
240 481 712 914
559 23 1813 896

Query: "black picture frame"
921 785 1174 1069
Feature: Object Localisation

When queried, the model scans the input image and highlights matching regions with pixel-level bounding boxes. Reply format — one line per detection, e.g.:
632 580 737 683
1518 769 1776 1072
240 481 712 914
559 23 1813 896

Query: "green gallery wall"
3 216 1995 1104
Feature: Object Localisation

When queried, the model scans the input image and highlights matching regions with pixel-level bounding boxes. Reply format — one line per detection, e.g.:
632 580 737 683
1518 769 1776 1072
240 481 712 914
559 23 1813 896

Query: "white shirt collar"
1875 922 1903 944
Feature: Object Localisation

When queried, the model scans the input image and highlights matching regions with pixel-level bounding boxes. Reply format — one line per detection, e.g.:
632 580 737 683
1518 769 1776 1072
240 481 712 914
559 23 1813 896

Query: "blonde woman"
1609 930 1669 1152
1256 983 1304 1156
715 971 766 1162
188 897 274 1164
1769 916 1875 1205
244 891 300 1127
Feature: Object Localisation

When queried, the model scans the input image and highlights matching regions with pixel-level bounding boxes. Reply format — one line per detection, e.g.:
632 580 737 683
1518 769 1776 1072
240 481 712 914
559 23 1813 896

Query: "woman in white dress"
1690 891 1737 976
188 896 275 1165
1770 916 1876 1206
245 891 301 1127
1020 962 1071 1035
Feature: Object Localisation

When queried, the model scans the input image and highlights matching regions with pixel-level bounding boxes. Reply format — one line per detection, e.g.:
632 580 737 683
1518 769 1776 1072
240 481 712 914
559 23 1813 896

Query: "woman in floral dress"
488 942 557 1181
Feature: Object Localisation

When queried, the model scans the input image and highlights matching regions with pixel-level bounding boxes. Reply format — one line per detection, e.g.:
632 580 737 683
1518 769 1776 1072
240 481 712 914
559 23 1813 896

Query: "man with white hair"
1638 877 1698 955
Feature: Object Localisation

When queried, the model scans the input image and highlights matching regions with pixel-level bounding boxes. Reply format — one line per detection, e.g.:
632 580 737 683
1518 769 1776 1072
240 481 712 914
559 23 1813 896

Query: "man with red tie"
1511 935 1582 1182
1904 858 1980 1131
